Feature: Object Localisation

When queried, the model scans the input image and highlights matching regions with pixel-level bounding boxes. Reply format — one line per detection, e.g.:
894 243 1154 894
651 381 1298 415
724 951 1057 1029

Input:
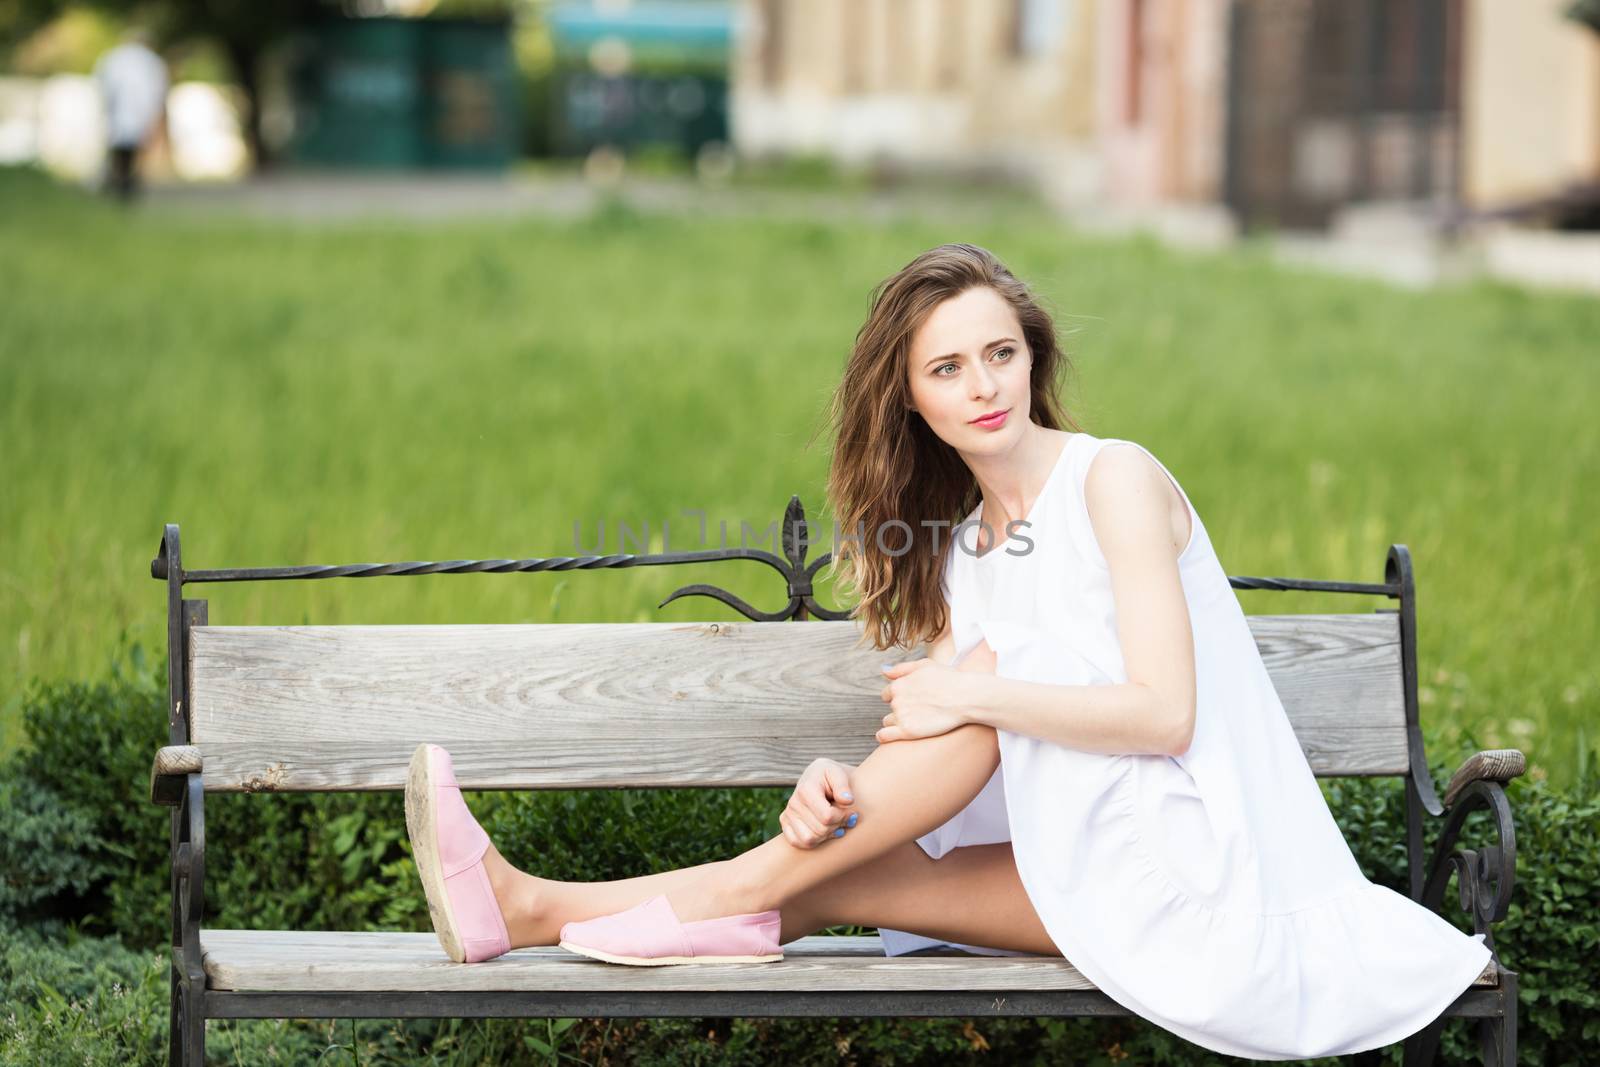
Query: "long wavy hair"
819 243 1081 652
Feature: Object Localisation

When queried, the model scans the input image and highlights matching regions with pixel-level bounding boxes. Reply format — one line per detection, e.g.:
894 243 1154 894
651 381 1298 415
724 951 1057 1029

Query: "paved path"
138 171 1600 293
142 170 1052 227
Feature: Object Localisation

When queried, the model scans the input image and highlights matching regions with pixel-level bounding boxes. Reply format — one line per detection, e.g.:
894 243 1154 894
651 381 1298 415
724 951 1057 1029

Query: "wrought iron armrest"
1441 748 1525 808
1417 749 1526 952
151 745 202 806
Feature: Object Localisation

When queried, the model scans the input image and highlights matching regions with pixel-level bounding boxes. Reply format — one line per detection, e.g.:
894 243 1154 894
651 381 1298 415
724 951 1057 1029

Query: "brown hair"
819 243 1081 652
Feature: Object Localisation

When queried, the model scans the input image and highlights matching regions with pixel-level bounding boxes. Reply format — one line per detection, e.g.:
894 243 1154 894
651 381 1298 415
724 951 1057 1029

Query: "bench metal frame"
149 497 1521 1066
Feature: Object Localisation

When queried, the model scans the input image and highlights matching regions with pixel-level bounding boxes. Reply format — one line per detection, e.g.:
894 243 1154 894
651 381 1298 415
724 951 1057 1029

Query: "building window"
1012 0 1068 57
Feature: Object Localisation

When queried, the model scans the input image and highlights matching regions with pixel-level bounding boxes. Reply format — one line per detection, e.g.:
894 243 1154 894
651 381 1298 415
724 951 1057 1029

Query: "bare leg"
488 721 1000 946
486 642 1006 947
780 840 1061 958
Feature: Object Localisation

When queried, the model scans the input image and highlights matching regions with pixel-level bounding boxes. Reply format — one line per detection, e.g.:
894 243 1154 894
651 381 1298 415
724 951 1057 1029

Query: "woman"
405 243 1492 1059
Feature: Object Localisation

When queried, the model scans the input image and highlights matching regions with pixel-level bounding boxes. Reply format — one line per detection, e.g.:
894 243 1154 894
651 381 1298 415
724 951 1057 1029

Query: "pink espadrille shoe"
558 894 783 966
405 743 513 963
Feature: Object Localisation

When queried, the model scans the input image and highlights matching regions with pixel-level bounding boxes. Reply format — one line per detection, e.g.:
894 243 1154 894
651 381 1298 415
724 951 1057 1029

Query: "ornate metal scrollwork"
1418 778 1517 951
658 495 852 621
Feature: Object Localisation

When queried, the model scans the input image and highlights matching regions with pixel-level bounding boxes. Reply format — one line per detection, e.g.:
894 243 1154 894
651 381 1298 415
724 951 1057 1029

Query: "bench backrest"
188 614 1407 792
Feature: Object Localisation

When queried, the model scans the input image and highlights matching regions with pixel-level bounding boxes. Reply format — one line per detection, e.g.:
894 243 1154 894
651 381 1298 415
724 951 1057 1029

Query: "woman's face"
905 285 1032 452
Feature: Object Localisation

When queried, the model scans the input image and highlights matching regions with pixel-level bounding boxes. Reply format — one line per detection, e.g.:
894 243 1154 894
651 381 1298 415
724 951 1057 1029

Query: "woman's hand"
779 757 858 849
876 639 997 743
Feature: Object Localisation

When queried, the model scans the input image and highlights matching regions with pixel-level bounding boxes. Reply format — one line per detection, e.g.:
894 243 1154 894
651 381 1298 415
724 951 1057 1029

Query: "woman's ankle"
722 843 789 914
481 843 550 946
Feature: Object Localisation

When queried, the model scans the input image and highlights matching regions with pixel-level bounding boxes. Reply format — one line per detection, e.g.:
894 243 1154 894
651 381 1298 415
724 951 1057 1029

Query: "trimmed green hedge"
2 638 1595 1064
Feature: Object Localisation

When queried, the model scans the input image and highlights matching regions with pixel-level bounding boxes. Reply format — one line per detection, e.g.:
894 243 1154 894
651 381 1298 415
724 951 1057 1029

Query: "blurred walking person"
93 29 168 202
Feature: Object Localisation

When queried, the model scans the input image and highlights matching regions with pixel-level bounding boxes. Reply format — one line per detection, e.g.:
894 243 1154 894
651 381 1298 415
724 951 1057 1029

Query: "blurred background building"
1 0 1595 283
733 0 1600 235
731 1 1103 188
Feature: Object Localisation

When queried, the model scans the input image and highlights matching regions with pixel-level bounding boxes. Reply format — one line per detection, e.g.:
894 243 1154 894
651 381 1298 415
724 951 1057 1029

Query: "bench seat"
199 930 1497 995
201 930 1095 993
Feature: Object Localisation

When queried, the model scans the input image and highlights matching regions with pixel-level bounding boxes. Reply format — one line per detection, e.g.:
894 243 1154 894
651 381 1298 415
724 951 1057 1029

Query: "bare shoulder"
1083 442 1189 560
1083 441 1171 496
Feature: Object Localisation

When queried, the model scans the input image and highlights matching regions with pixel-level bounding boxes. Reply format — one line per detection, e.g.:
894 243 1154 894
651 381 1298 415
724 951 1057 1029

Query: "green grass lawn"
2 166 1595 789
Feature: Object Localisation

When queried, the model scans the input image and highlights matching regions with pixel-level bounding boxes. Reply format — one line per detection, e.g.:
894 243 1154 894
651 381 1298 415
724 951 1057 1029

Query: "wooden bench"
147 504 1525 1066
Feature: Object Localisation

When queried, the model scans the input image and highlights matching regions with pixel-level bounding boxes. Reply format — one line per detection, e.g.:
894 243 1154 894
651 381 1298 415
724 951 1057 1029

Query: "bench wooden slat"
198 929 1496 994
189 615 1408 792
200 930 1098 992
192 729 1408 794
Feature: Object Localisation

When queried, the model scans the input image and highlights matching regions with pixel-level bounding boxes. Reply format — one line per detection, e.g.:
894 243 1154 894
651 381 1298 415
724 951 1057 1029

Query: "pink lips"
970 408 1010 430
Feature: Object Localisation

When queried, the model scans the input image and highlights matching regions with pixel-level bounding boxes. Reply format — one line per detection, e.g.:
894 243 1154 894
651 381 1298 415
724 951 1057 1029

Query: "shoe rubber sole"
405 743 467 964
557 940 784 966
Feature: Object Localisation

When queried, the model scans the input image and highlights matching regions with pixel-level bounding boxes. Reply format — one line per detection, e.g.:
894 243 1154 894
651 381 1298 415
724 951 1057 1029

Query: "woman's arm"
882 445 1196 757
966 444 1196 756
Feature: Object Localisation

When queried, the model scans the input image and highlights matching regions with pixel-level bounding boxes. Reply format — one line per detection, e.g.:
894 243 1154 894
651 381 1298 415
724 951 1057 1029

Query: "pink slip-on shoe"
405 743 513 963
558 894 783 966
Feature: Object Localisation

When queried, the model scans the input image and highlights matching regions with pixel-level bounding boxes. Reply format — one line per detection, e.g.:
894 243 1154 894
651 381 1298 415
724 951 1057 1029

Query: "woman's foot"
408 746 783 955
488 849 772 946
557 894 783 966
404 744 513 963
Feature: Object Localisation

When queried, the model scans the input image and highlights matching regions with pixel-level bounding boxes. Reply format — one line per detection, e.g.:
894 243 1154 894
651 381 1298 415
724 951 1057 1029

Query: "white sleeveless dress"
875 430 1492 1060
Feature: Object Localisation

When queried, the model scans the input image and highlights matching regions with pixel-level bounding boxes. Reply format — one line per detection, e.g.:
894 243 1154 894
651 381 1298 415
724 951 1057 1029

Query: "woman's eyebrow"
923 337 1019 369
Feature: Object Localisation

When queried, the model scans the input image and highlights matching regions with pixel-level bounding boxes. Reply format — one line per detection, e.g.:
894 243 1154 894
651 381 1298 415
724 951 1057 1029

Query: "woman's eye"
936 349 1011 376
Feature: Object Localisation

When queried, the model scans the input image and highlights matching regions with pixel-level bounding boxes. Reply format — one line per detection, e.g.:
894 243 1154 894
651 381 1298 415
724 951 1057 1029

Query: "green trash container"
287 16 517 170
289 18 426 168
422 17 519 169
